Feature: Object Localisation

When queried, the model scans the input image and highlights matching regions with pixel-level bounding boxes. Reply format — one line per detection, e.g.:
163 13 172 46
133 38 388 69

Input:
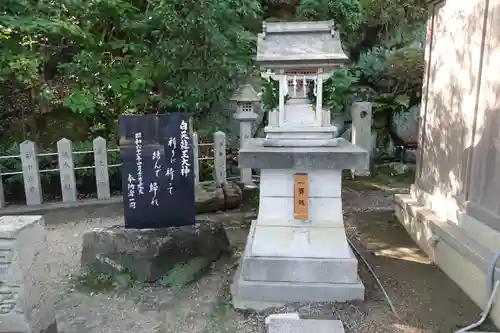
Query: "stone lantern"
231 84 260 186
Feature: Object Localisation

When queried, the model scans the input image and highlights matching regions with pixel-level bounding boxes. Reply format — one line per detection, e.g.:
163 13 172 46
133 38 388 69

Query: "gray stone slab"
268 318 345 333
231 268 365 306
238 138 368 170
241 221 358 284
262 139 340 147
242 254 358 284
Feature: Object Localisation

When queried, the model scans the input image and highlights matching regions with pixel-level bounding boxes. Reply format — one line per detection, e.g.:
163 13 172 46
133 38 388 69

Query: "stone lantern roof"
230 84 260 102
256 20 349 69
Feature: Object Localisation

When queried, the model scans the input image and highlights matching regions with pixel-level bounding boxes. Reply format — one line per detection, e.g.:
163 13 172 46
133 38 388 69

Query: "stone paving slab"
267 318 345 333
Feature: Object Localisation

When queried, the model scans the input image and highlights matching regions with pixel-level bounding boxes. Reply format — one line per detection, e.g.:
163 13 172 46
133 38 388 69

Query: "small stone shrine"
81 113 230 282
231 21 369 308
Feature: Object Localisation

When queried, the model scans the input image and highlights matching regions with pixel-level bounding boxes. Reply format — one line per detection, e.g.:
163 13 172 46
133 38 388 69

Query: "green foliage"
371 93 410 129
316 57 412 129
295 0 427 57
296 0 363 49
377 47 424 103
360 0 427 48
353 46 392 87
260 77 290 112
321 68 359 114
73 268 136 293
160 258 212 287
0 0 261 136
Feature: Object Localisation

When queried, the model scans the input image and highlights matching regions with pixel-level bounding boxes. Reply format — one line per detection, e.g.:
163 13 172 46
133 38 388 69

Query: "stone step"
231 268 365 306
241 254 359 284
262 139 340 147
264 126 336 140
287 98 311 105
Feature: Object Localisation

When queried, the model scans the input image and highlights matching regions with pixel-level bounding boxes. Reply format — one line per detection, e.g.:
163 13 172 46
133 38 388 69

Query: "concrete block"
0 215 57 333
259 169 341 198
267 318 345 333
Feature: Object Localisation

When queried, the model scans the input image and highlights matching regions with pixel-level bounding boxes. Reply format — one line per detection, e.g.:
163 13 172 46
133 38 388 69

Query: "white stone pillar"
93 137 111 199
278 71 286 126
268 109 279 127
213 131 227 186
0 215 57 333
234 110 258 186
20 141 42 206
57 138 77 203
315 69 323 126
351 102 373 176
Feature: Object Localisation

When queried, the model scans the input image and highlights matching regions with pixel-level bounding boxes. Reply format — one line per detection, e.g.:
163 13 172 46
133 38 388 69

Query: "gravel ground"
40 187 496 333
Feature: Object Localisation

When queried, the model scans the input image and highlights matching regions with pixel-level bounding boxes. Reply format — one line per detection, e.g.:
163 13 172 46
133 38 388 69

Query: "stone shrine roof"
230 84 260 102
257 21 349 69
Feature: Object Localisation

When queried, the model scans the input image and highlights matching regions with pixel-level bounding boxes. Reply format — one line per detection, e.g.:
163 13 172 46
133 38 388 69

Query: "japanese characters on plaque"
293 173 309 221
118 113 196 229
180 120 191 177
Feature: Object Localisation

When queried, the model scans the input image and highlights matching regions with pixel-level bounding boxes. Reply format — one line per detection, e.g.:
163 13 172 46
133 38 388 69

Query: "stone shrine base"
231 221 364 310
81 219 231 282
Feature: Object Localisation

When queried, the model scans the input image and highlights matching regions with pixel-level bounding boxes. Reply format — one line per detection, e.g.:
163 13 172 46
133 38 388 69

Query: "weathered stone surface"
392 104 419 145
267 318 345 333
196 181 242 213
222 182 243 210
196 183 226 213
0 215 57 333
80 219 231 282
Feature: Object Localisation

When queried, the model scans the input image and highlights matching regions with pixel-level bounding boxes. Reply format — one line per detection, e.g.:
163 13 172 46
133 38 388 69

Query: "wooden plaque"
293 173 309 221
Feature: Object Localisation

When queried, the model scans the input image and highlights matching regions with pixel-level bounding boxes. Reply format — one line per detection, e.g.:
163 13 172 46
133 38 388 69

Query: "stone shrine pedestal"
231 20 370 310
231 138 368 309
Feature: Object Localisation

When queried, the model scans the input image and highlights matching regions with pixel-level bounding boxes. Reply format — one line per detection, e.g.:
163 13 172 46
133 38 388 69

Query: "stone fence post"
351 102 372 177
20 141 43 206
192 132 200 186
213 131 227 187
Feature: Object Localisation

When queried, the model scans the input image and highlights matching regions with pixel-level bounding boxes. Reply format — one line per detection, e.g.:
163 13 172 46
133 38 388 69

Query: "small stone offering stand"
231 21 369 309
